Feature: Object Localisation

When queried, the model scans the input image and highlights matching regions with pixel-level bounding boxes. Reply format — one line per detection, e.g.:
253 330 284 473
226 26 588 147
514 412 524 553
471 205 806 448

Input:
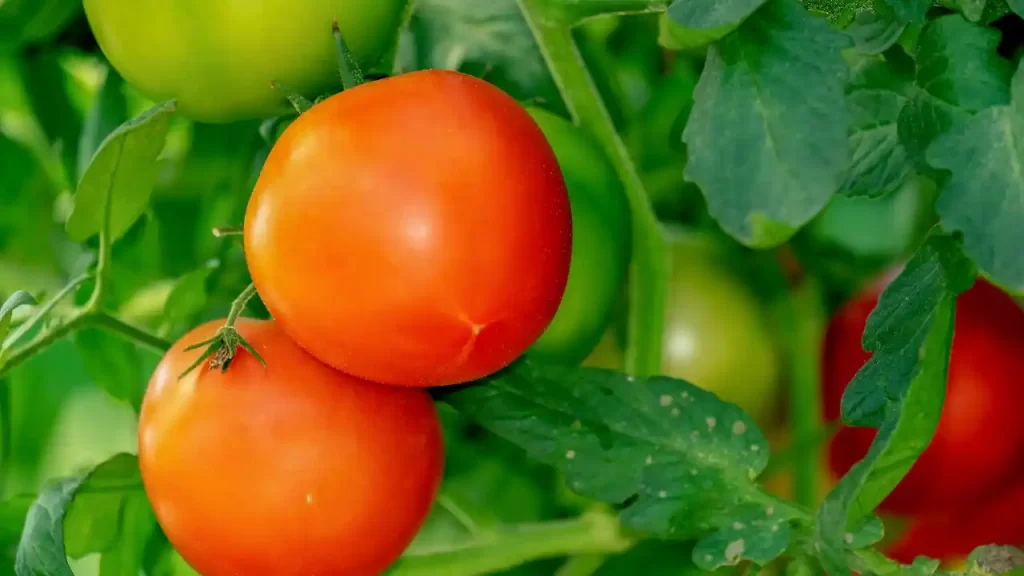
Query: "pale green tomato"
661 231 781 426
83 0 407 122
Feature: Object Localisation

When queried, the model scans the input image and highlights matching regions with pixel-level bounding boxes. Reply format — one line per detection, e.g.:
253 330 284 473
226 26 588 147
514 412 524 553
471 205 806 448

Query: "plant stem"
86 177 116 312
0 378 10 496
519 0 668 377
227 283 258 326
784 279 827 508
0 310 90 378
2 272 91 350
389 510 633 576
555 554 608 576
212 226 244 238
91 313 171 354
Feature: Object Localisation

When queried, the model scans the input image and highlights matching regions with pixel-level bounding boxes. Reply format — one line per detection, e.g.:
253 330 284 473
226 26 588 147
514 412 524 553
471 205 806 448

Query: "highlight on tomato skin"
823 276 1024 518
244 69 573 388
138 319 445 576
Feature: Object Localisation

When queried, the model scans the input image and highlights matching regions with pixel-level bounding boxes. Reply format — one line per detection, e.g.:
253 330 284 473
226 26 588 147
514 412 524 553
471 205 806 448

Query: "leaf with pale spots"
445 359 797 565
692 505 791 569
815 231 975 576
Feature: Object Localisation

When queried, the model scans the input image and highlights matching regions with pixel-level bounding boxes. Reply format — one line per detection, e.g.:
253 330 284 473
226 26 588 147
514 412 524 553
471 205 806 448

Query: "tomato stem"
212 226 244 238
1 272 91 352
518 0 668 377
783 278 828 508
227 283 258 327
177 283 265 379
332 18 366 91
91 312 172 355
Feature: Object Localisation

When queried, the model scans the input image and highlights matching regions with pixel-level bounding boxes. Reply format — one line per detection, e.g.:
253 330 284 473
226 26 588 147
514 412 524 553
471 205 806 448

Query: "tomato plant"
3 1 1024 576
82 0 407 122
244 69 572 388
824 277 1024 517
140 318 444 575
525 107 631 366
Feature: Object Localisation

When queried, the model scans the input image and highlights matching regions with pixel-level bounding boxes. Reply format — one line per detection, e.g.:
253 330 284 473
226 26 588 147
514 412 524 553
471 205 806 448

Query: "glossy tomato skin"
887 480 1024 563
245 70 572 387
83 0 406 122
525 107 630 365
139 319 444 576
660 231 781 426
824 278 1024 516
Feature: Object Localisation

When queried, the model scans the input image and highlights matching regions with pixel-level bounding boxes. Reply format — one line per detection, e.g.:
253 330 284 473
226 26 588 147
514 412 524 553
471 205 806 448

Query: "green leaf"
1010 0 1024 16
815 232 975 576
0 0 81 50
966 546 1024 576
838 57 915 197
16 454 142 575
18 50 83 182
691 507 790 569
73 329 145 412
0 496 33 570
15 479 82 575
0 291 36 345
803 0 872 25
877 0 932 22
846 11 905 55
658 14 735 51
668 0 769 29
897 15 1013 167
949 0 990 20
96 495 155 576
927 63 1024 294
65 100 176 244
163 262 217 329
445 360 800 568
77 67 128 184
683 0 852 247
401 0 563 113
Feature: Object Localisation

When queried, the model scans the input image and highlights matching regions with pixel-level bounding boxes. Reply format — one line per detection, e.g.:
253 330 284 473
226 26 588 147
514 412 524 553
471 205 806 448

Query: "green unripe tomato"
526 107 631 365
83 0 407 122
661 231 781 426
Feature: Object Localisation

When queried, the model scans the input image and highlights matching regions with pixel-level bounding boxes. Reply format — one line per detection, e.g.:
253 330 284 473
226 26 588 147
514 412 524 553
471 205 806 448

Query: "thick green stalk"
785 279 827 507
519 0 668 377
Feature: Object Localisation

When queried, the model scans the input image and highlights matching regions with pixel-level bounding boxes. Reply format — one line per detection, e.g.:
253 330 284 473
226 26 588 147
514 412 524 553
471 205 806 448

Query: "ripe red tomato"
824 278 1024 516
139 319 444 575
887 480 1024 563
244 70 572 387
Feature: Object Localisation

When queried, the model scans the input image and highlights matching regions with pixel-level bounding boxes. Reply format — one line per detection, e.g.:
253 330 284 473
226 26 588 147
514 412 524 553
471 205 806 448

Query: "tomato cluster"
824 276 1024 561
136 68 595 575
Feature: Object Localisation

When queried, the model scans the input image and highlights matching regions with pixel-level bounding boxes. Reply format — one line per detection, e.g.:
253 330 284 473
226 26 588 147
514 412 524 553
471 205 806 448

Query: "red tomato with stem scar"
244 69 572 387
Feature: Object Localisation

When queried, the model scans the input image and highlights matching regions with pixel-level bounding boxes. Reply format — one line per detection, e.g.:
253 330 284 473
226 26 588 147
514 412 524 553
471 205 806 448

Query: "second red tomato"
245 70 572 387
824 278 1024 516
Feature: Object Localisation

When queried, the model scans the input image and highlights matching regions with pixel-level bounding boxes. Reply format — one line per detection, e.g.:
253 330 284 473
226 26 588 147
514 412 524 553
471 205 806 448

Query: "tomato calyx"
178 283 266 378
332 18 365 91
268 21 367 117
